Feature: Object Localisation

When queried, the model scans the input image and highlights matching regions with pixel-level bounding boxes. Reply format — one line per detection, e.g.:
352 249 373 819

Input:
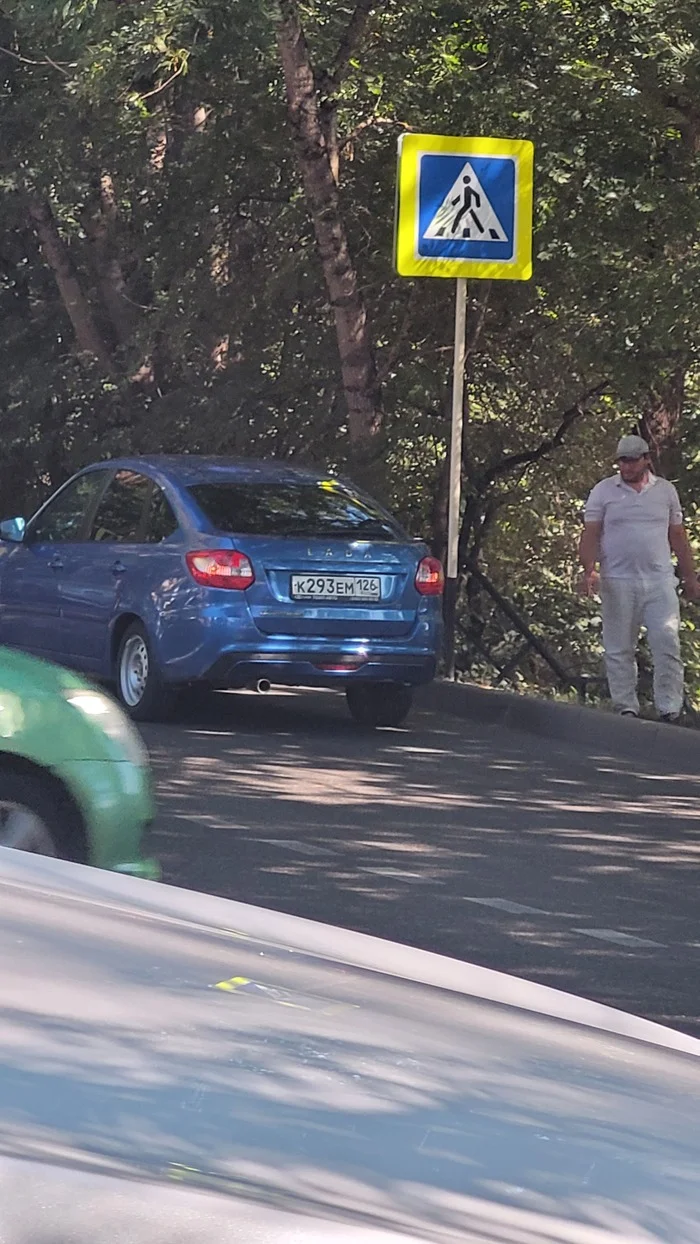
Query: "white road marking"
256 838 337 857
575 928 665 949
462 898 669 950
462 897 550 916
361 867 436 881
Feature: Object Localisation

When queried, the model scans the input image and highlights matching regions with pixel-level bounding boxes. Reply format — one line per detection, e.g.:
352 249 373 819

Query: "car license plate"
291 574 381 602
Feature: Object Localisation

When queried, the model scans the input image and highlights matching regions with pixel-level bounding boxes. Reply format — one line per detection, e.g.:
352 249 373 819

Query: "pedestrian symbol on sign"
424 161 507 243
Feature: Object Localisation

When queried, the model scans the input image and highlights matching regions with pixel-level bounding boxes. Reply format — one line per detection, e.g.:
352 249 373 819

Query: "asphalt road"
143 689 700 1038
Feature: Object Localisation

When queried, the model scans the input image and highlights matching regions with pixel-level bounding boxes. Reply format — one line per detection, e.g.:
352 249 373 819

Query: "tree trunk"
276 0 380 454
27 196 115 373
640 367 685 479
84 174 134 348
430 456 449 563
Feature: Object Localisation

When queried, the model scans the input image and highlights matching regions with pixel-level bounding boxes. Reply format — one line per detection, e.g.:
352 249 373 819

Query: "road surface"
143 689 700 1037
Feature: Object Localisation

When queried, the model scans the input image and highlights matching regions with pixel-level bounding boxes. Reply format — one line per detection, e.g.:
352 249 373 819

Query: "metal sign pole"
447 277 468 579
444 277 468 679
394 132 534 679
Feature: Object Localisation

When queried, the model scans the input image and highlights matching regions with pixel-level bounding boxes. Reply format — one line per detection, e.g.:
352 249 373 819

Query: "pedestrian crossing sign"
394 133 534 280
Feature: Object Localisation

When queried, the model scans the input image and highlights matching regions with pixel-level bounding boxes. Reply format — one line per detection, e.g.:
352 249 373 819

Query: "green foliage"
2 0 700 701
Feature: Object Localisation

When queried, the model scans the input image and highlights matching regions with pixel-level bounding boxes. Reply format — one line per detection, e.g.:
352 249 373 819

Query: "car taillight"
415 556 445 596
186 549 255 590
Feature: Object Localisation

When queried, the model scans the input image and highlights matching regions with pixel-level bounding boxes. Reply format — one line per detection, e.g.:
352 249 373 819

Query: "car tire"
0 771 61 857
116 622 174 722
346 682 414 729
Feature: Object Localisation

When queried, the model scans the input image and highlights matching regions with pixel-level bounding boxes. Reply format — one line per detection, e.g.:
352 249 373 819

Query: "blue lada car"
0 458 444 728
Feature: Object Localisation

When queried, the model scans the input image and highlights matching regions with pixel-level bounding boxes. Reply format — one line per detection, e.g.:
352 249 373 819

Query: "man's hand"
578 521 602 596
682 574 700 603
577 569 600 597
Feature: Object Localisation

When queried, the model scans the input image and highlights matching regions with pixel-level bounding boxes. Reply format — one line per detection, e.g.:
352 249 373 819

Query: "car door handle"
112 560 127 576
49 555 64 571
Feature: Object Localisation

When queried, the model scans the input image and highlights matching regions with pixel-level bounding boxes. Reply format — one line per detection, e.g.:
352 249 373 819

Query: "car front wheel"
0 773 60 857
117 622 173 722
346 682 414 729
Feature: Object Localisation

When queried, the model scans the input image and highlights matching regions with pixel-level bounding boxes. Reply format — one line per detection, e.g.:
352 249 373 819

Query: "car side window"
144 486 178 543
90 471 152 543
28 472 109 544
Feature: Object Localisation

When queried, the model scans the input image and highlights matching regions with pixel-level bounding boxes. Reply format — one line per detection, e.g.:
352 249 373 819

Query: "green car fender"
0 646 159 877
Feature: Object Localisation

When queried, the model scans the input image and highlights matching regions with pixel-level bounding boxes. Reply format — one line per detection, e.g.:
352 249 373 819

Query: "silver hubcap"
120 635 149 707
0 801 56 855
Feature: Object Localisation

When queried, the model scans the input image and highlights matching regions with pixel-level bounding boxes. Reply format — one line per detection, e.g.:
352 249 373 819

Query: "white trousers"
600 577 683 715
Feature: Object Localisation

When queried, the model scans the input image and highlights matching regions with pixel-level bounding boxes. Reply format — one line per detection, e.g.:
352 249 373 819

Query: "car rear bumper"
159 615 443 689
203 648 438 689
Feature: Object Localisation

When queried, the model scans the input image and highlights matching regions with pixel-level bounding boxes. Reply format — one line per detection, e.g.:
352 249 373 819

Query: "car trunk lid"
239 535 419 638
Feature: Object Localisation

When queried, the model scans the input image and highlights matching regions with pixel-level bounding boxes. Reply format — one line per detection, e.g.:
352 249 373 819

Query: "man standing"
579 434 700 720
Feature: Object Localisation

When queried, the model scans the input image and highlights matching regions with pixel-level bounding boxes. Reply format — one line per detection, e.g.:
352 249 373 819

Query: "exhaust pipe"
255 678 271 694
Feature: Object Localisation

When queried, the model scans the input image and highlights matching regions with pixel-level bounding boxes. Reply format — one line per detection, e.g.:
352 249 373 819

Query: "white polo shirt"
584 473 683 579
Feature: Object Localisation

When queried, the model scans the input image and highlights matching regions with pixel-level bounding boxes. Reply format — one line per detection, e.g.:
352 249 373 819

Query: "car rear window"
188 481 403 541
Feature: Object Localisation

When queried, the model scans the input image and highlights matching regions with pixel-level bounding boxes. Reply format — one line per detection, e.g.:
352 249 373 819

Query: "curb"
417 679 700 769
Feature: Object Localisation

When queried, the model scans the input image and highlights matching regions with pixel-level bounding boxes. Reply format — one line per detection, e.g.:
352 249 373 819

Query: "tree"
276 1 381 464
2 0 700 697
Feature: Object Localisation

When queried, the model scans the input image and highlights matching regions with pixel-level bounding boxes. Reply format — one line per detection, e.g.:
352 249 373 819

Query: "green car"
0 646 159 877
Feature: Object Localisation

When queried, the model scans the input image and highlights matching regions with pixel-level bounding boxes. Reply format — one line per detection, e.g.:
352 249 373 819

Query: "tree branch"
339 113 409 150
133 63 186 103
27 195 115 374
0 44 72 74
633 61 700 154
83 172 134 347
376 286 417 384
476 381 610 491
327 0 376 91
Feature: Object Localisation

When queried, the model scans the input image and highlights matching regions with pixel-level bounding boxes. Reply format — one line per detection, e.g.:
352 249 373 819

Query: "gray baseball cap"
617 434 650 458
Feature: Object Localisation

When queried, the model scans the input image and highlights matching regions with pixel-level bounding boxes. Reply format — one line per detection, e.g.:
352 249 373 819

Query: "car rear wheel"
0 775 59 857
346 682 413 729
117 622 173 722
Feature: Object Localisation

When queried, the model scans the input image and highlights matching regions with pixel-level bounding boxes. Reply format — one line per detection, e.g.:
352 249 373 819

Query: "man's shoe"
659 712 681 723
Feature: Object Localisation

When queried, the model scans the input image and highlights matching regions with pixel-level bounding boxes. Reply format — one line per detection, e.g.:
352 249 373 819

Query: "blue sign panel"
417 154 516 262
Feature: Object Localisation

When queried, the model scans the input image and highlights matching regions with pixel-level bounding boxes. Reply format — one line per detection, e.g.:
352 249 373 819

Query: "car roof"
82 456 330 486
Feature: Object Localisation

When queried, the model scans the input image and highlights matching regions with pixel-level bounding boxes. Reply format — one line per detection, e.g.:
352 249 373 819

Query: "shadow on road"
143 690 700 1036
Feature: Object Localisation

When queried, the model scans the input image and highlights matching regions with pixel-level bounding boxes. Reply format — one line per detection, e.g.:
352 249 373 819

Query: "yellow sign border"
394 133 534 281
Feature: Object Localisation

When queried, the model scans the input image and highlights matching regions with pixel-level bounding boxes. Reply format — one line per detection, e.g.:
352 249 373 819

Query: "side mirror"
0 517 26 543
